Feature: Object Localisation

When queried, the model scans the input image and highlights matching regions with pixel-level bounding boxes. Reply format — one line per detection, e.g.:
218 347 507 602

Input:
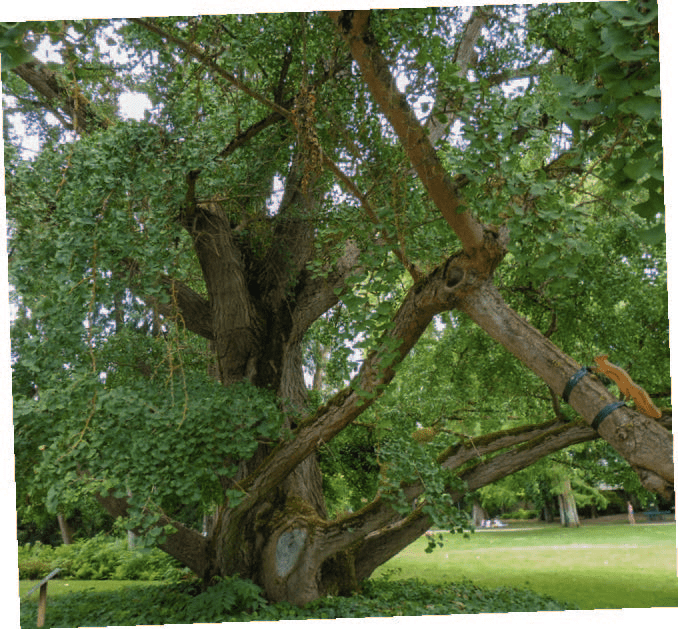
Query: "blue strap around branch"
591 400 626 432
562 366 592 404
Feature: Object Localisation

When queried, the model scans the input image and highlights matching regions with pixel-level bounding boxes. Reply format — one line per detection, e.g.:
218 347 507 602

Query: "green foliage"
0 22 34 74
18 534 187 581
500 509 539 520
20 577 577 627
14 331 284 538
377 432 468 531
7 5 668 597
183 575 267 622
531 0 663 242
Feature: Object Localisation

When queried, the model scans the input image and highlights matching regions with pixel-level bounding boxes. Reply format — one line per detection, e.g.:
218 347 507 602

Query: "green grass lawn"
373 521 678 609
18 521 677 623
19 578 144 601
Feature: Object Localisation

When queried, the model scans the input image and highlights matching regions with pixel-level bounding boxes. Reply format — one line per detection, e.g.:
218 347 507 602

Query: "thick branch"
290 240 362 346
459 282 673 495
94 488 209 578
13 60 111 135
353 417 601 580
235 237 507 513
156 276 214 340
184 202 261 384
329 10 485 254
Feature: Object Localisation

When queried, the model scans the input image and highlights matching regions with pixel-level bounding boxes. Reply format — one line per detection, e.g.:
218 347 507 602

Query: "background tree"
5 2 670 605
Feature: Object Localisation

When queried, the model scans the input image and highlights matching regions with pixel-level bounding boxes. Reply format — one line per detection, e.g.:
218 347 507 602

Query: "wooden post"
23 568 61 628
37 582 47 627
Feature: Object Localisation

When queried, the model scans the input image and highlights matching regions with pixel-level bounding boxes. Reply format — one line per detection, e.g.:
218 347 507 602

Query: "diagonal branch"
130 18 290 119
352 416 602 580
423 7 487 147
329 10 486 254
133 17 421 281
320 153 422 282
234 241 506 514
459 282 673 495
155 276 214 341
94 487 210 578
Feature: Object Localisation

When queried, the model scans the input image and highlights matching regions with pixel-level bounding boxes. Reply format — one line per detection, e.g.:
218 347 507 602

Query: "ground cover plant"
374 522 678 609
19 521 674 625
19 576 578 627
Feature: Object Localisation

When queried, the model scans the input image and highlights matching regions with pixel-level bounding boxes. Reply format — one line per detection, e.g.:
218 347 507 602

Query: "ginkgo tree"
6 2 670 605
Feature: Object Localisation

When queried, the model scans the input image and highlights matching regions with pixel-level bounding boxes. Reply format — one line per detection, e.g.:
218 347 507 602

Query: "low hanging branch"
459 283 673 495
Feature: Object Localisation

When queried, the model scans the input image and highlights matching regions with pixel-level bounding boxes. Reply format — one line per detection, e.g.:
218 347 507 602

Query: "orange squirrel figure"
593 355 662 419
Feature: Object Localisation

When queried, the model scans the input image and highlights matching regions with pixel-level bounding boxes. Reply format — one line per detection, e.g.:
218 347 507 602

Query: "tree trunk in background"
472 501 488 527
542 502 554 523
312 344 329 392
557 478 580 528
56 513 73 545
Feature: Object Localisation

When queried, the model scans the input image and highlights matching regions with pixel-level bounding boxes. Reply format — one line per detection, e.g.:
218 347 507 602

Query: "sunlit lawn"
373 522 678 609
19 578 148 601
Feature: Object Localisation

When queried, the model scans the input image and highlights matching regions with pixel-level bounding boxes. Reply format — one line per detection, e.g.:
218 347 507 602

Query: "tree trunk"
557 478 580 528
12 12 670 609
542 502 554 523
472 501 488 527
56 513 73 545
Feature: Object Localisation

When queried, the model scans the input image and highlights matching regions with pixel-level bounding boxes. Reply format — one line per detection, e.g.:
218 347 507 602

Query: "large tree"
6 2 670 605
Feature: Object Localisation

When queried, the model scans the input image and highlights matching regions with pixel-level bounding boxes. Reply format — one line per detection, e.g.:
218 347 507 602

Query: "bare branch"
423 7 487 146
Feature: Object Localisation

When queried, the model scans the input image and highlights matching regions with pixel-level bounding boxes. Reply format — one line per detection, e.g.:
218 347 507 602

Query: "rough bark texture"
328 10 486 253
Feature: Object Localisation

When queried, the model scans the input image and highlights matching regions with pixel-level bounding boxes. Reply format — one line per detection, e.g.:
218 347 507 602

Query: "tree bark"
459 283 673 497
557 478 580 527
12 12 671 607
330 8 673 499
56 513 73 545
329 10 486 253
472 501 489 527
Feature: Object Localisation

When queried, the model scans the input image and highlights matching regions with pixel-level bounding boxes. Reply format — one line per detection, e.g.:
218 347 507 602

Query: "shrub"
18 559 54 580
18 534 185 581
181 575 267 622
500 509 539 520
